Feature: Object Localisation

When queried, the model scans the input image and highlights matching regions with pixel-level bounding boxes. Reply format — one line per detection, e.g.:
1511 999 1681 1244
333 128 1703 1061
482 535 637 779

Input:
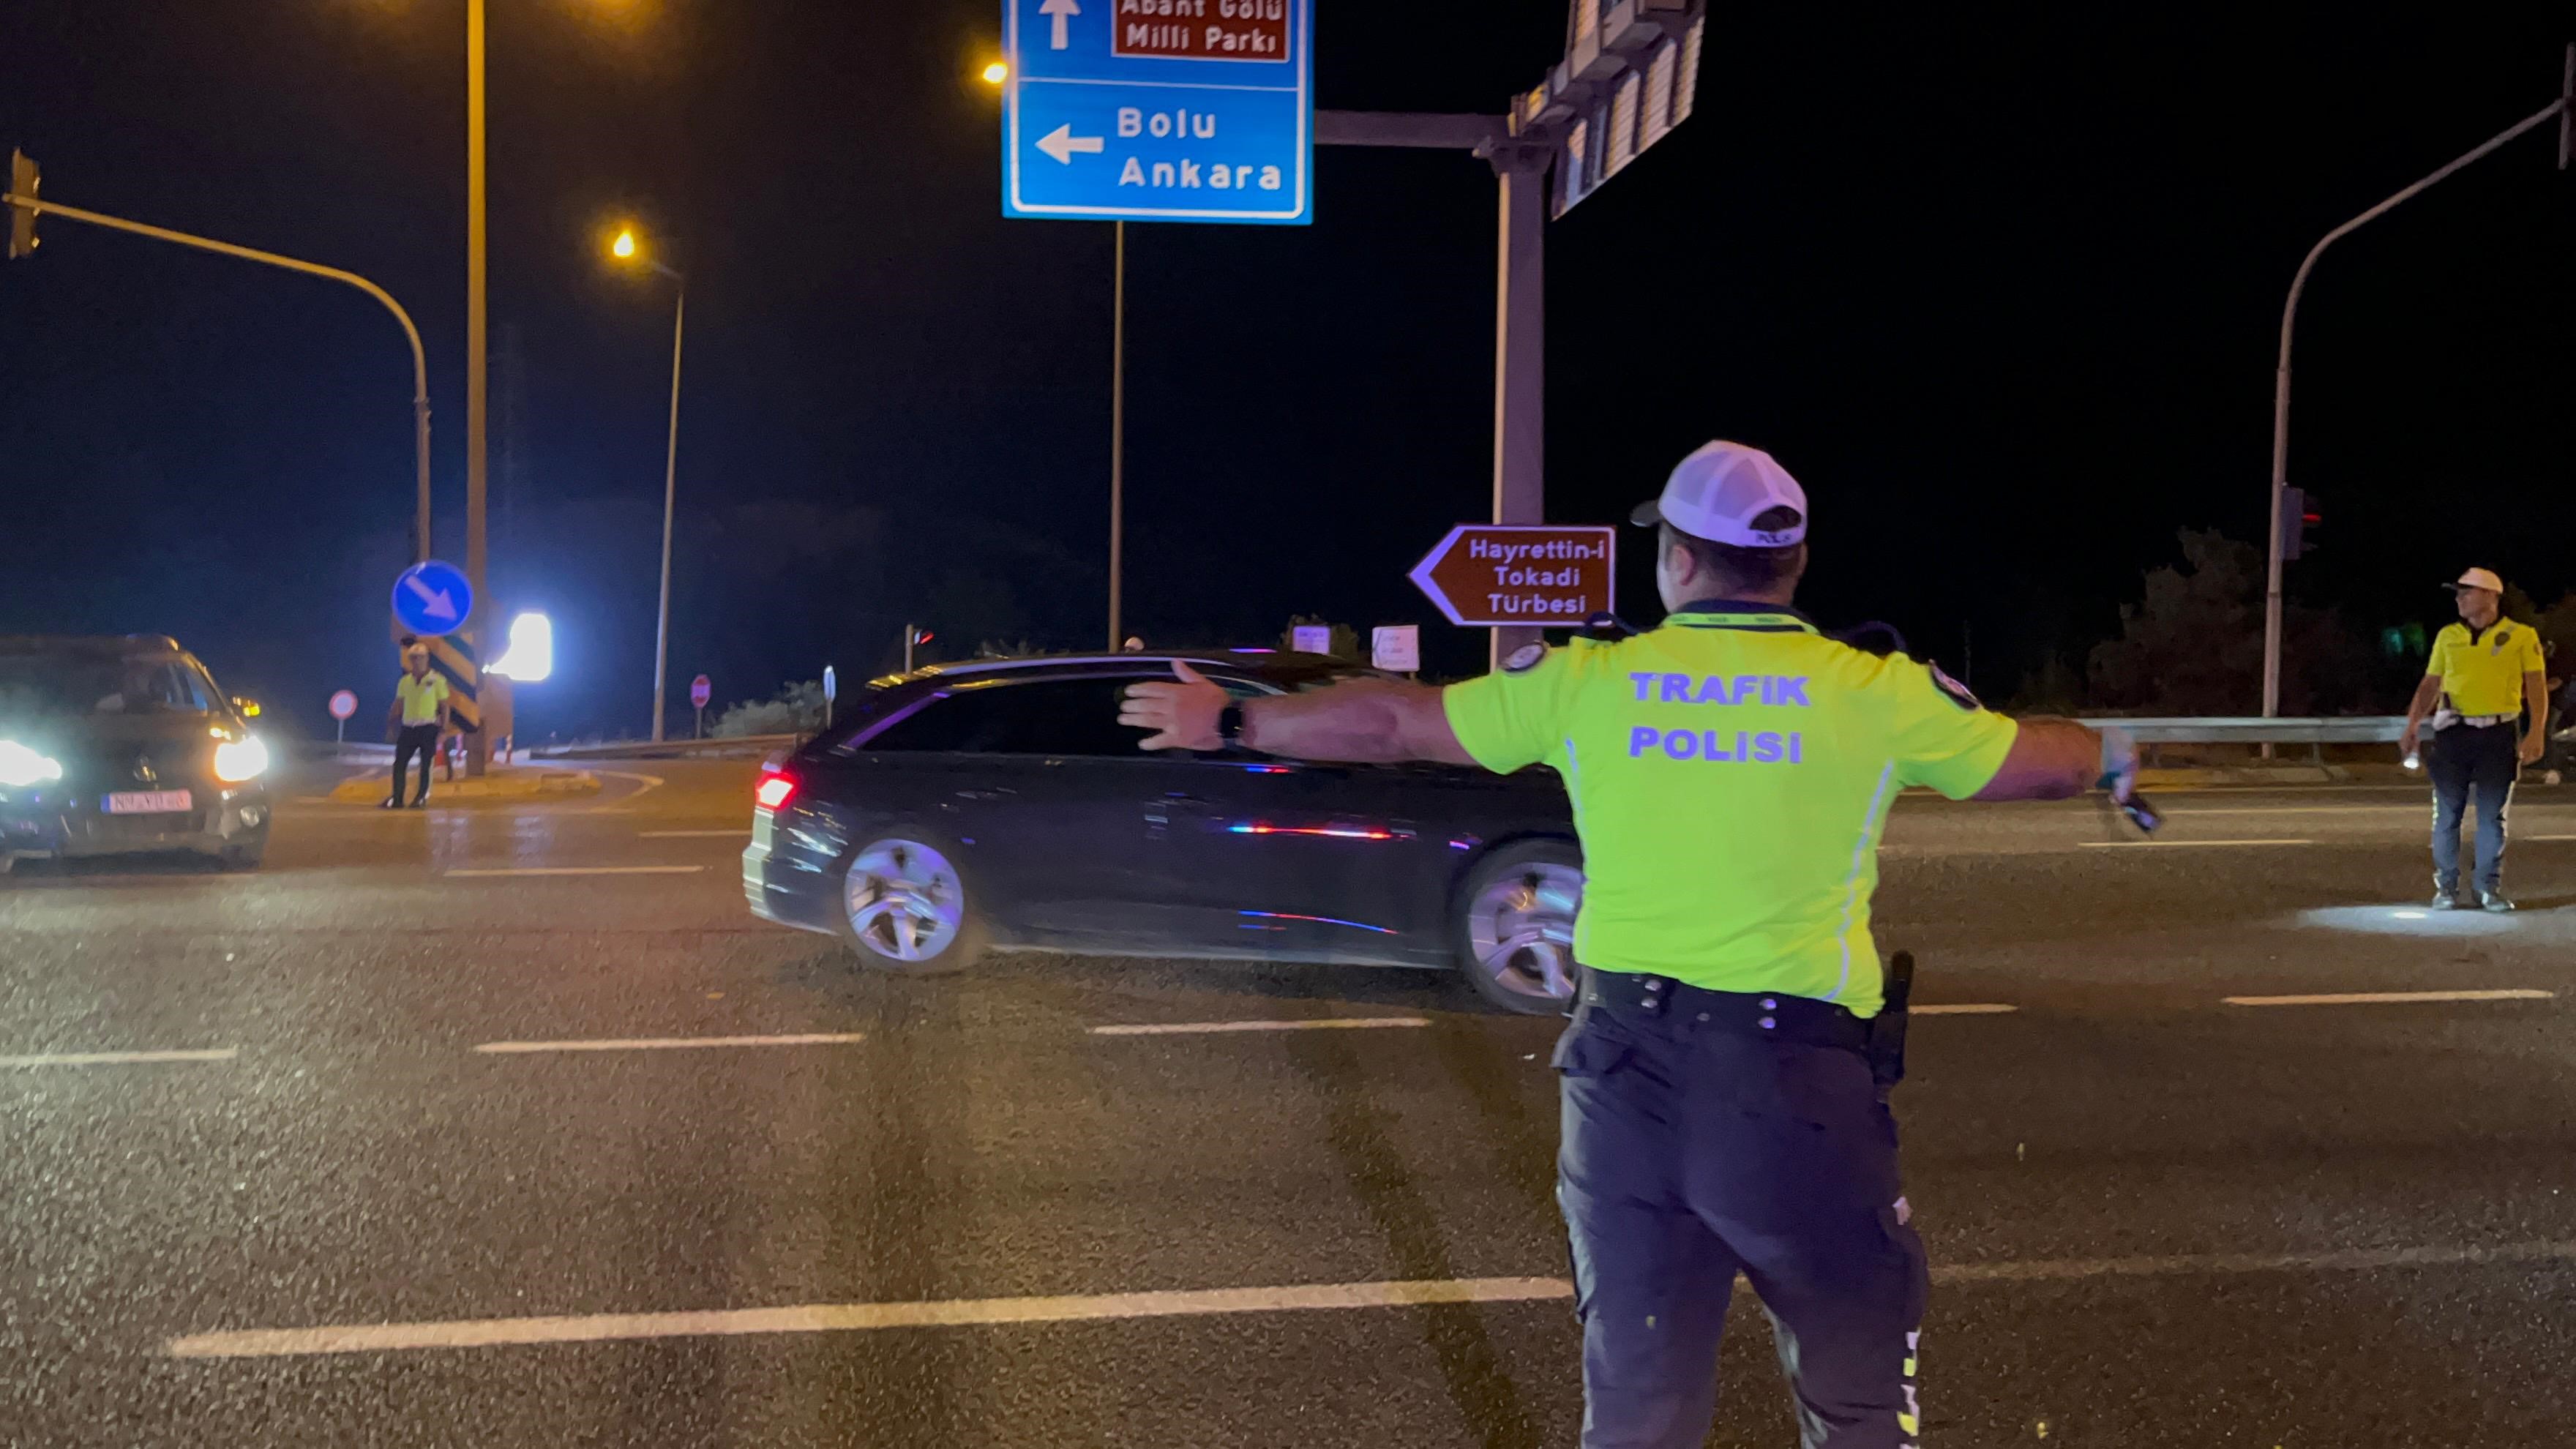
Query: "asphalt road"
4 761 2573 1447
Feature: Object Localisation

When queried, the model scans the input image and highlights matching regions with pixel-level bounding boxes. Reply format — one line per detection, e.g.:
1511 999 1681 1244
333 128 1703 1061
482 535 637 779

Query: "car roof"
883 651 1375 690
0 634 187 658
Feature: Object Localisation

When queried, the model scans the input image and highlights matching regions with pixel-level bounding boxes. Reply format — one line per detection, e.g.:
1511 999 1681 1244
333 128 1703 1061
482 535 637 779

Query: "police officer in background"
2397 566 2549 911
1120 441 2126 1448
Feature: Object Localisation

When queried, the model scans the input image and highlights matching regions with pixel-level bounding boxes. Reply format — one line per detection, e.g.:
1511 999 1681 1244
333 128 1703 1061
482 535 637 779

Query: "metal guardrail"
528 734 800 761
2092 716 2405 745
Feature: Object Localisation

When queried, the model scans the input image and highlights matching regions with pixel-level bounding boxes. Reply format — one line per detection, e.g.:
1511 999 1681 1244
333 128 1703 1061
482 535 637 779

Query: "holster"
1866 949 1914 1096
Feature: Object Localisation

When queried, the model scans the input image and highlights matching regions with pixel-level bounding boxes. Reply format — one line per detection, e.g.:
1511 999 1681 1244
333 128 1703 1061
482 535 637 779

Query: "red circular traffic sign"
690 675 711 708
328 689 359 721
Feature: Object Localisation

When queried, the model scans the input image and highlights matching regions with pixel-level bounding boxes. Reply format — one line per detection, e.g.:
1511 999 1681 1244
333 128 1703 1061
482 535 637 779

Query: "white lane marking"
443 866 706 877
1912 1003 2019 1016
473 1033 866 1055
2079 838 2313 849
2526 834 2576 842
1940 1239 2576 1284
2223 989 2553 1008
166 1238 2576 1358
1089 1017 1432 1036
168 1277 1570 1358
2163 805 2420 816
0 1048 238 1069
640 829 751 839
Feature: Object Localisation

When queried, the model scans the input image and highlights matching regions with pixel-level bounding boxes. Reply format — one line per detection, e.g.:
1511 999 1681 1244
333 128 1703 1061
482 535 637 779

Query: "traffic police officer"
2398 566 2550 911
1120 441 2120 1448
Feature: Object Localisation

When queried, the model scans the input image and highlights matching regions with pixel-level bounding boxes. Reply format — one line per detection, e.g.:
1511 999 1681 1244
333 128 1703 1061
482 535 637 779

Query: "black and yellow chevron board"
424 634 481 731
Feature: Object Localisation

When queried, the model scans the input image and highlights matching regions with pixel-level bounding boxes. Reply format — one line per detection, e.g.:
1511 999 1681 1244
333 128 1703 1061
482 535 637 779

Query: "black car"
741 653 1584 1012
0 636 274 873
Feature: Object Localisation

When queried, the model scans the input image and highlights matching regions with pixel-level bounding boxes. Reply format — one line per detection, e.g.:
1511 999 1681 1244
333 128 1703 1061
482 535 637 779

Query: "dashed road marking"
0 1049 239 1069
2223 989 2553 1008
166 1239 2576 1358
444 866 706 877
2158 805 2418 816
1090 1017 1432 1036
473 1033 866 1055
1912 1003 2018 1016
2079 838 2313 849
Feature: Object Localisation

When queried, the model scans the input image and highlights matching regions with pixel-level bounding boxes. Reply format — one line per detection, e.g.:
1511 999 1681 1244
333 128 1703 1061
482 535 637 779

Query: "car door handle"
954 787 1016 802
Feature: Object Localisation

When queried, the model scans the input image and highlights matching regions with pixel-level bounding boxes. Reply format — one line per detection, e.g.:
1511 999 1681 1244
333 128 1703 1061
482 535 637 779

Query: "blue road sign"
1002 0 1312 226
392 560 473 639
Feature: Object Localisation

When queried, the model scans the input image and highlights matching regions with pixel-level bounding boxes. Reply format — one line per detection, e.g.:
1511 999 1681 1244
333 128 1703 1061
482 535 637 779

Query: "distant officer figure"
384 643 452 809
1120 441 2120 1448
2398 566 2548 911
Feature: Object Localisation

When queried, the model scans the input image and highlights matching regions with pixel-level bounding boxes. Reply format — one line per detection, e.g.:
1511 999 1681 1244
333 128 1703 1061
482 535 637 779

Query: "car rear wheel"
839 835 986 974
1455 840 1583 1014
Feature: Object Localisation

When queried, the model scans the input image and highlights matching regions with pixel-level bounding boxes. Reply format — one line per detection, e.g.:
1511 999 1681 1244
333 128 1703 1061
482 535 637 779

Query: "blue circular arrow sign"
392 560 473 638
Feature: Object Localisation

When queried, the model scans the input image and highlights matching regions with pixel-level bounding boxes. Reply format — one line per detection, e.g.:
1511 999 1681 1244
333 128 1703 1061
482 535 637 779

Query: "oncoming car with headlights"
0 636 274 873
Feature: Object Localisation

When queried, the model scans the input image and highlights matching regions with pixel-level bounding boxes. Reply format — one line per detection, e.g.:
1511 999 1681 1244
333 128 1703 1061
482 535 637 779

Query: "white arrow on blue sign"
1001 0 1313 226
391 560 473 638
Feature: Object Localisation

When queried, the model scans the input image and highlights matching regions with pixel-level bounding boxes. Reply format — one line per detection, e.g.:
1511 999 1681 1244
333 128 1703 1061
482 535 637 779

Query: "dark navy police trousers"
1554 975 1927 1448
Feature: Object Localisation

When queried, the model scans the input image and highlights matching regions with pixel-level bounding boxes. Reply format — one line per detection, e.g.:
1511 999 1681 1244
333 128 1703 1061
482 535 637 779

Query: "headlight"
0 740 64 789
212 735 270 784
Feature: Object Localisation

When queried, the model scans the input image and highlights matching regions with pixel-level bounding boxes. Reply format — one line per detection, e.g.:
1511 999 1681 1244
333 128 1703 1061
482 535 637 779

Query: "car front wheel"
839 835 986 974
1454 840 1583 1014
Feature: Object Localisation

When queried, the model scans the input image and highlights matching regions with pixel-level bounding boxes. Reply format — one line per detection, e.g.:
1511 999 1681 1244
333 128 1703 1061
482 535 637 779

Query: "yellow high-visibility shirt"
395 672 451 727
2425 620 2543 718
1442 602 2018 1017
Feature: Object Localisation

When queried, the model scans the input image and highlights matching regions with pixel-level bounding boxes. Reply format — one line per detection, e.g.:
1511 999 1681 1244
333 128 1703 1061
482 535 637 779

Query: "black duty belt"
1576 968 1870 1054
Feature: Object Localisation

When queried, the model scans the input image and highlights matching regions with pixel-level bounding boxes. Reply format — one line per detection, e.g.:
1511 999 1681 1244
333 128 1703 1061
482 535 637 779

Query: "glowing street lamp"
604 222 687 741
981 61 1008 85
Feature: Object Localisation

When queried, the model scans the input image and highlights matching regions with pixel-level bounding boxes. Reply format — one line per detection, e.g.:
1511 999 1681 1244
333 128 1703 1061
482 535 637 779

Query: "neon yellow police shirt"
395 672 451 727
2425 619 2544 719
1442 603 2020 1016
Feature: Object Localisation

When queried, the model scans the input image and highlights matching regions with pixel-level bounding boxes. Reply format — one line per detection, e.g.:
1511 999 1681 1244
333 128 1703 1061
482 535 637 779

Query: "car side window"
861 678 1153 757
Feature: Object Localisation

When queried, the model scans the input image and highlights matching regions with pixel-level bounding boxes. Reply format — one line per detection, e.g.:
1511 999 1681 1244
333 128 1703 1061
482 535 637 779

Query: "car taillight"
755 771 798 812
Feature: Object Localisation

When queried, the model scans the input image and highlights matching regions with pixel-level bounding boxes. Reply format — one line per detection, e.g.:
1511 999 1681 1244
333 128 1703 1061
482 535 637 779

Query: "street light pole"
464 0 490 776
2261 63 2572 718
0 190 433 564
1107 220 1126 651
650 268 686 743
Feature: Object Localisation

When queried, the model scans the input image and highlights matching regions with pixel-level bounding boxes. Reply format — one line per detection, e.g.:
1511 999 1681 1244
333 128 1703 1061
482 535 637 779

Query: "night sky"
2 4 2569 741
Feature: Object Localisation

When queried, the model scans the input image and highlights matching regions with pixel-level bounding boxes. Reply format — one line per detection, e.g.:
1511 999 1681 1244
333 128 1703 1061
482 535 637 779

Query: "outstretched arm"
1974 716 2125 802
1120 663 1476 765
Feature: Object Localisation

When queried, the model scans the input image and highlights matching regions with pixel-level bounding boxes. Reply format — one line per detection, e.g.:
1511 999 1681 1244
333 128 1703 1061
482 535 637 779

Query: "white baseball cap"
1629 441 1808 547
2446 566 2504 594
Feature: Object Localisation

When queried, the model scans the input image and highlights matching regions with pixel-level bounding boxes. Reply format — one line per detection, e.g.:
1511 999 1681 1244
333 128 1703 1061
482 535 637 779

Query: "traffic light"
2277 485 2321 562
6 149 37 261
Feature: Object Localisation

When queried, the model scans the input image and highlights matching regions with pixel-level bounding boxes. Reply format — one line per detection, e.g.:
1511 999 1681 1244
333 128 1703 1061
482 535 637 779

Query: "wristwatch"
1216 703 1246 749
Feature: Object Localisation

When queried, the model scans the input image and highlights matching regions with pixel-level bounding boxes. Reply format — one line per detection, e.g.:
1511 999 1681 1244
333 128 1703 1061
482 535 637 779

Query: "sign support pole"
1491 147 1549 669
1109 221 1127 651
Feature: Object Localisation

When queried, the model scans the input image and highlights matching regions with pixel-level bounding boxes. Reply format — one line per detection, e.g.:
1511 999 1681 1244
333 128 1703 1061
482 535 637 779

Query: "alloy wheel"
1465 863 1583 1004
843 839 966 963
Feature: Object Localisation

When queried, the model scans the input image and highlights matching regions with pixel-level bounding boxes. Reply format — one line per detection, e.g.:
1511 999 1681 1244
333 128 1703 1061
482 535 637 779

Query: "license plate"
104 790 194 815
